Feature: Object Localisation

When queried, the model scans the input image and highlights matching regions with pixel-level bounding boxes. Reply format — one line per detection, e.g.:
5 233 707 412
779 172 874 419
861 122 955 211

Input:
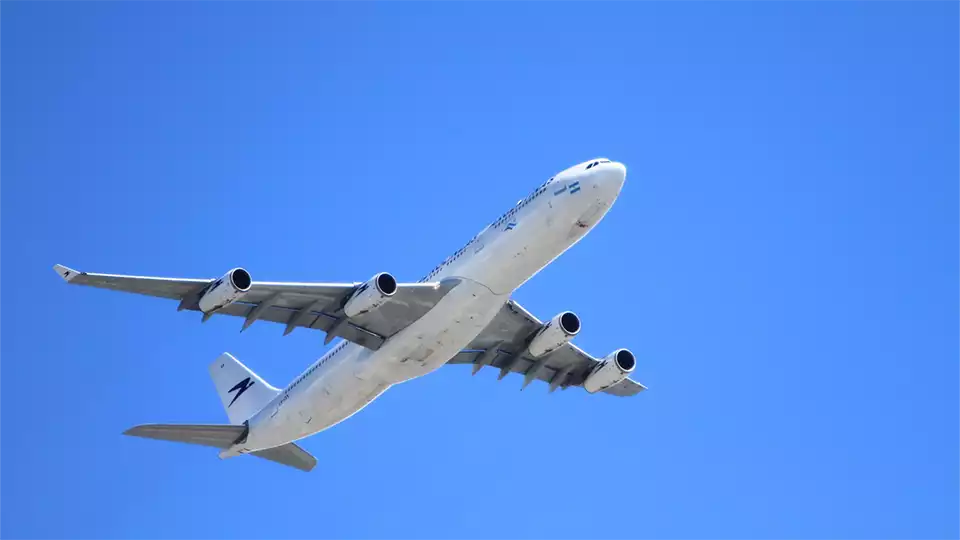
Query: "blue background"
3 3 957 539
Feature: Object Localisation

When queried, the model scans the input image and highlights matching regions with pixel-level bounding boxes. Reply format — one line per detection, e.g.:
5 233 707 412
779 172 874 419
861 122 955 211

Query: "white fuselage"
237 159 627 453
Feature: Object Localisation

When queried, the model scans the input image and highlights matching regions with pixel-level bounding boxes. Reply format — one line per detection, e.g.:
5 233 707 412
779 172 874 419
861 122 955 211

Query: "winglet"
53 264 80 283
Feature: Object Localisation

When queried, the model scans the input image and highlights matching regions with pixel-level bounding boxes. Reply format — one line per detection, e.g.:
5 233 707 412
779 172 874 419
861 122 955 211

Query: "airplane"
53 157 645 472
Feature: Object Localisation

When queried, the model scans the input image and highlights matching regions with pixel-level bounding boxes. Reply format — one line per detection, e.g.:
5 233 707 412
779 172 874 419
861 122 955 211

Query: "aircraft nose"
607 162 626 184
594 161 626 195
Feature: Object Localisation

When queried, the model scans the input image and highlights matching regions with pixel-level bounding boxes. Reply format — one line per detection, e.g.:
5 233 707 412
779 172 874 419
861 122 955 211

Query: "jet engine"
527 311 581 358
198 268 252 313
343 272 398 318
583 348 636 393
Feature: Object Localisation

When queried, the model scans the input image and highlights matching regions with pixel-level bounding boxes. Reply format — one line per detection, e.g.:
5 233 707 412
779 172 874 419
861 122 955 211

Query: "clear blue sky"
3 3 957 539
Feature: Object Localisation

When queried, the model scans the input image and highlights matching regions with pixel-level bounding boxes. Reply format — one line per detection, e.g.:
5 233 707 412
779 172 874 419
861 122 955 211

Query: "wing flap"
211 301 386 349
449 345 594 389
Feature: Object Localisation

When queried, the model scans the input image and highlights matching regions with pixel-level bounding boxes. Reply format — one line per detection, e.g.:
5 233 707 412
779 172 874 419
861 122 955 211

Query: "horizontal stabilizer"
124 423 246 449
251 443 317 472
123 423 317 472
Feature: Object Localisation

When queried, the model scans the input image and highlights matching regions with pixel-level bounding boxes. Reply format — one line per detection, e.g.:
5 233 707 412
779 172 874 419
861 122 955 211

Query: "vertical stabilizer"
209 353 280 424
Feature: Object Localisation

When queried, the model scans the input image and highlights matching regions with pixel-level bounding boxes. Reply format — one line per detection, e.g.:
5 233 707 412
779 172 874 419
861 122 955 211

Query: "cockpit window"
585 160 611 170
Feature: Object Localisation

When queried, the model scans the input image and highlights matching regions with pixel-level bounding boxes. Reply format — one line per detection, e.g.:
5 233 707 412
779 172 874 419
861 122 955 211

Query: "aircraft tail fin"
123 424 316 472
208 352 280 424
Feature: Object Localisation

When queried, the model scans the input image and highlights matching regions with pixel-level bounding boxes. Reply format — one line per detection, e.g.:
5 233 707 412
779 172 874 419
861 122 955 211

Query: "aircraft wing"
53 264 459 350
448 300 646 396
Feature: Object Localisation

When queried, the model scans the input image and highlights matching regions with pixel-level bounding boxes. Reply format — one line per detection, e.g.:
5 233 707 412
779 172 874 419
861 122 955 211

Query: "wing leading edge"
53 264 459 350
448 300 646 396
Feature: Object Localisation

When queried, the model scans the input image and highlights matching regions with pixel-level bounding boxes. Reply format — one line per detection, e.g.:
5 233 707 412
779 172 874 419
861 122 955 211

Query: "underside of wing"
54 264 459 350
205 279 459 349
449 300 646 396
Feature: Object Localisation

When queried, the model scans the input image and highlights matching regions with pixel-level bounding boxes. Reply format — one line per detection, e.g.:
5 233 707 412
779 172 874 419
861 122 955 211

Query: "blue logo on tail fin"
228 377 255 407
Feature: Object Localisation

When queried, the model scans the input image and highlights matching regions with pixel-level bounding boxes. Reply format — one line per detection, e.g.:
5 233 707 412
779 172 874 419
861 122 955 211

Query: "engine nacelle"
198 268 252 313
343 272 398 318
527 311 581 358
583 348 636 393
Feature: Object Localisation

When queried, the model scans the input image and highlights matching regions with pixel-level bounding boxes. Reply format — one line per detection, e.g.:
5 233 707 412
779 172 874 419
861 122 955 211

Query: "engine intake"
583 348 636 393
343 272 397 318
198 267 252 313
527 311 581 358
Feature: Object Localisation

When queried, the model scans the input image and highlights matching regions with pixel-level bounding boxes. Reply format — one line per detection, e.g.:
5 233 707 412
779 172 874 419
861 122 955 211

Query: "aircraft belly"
375 278 506 382
459 198 591 295
298 378 388 437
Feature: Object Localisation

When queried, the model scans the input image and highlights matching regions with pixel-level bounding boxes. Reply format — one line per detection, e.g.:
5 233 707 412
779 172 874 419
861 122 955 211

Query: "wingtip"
53 264 80 282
